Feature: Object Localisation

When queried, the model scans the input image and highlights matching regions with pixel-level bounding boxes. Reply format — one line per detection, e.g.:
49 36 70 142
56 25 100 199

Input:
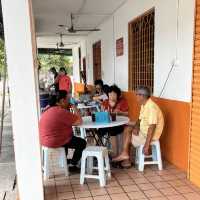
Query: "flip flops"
111 160 133 169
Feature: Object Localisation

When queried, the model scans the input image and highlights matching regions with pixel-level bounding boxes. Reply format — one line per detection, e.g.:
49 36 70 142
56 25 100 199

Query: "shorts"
98 125 124 136
132 133 146 147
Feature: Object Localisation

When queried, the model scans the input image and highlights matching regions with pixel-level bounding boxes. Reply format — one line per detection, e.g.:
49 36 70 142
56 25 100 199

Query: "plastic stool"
80 146 111 187
80 128 87 139
135 140 163 171
42 146 69 179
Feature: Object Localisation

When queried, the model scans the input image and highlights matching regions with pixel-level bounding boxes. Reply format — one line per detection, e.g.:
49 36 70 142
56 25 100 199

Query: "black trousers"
98 125 124 136
62 136 86 165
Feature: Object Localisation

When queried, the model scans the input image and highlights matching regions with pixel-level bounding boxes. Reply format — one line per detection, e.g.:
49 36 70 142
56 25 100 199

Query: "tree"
0 39 5 80
38 53 73 75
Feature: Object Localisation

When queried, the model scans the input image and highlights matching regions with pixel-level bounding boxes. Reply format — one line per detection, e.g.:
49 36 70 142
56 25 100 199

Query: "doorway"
93 41 101 81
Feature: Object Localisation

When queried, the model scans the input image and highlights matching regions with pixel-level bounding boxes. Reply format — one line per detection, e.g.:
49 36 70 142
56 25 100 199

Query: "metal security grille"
129 9 155 92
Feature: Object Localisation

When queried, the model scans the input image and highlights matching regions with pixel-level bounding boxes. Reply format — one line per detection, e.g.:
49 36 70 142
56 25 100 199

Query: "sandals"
121 160 133 169
111 160 133 169
112 155 130 162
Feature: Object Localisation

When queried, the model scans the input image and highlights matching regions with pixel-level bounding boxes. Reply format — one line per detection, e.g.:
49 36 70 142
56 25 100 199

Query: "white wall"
73 46 80 83
86 17 115 85
86 0 195 102
80 40 87 62
72 40 87 84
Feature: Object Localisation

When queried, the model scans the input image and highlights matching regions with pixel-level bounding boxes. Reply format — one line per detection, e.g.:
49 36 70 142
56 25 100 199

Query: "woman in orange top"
55 67 72 94
101 85 128 116
98 85 129 157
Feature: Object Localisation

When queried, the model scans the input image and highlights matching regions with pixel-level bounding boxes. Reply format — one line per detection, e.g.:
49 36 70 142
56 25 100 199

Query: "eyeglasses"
136 93 144 96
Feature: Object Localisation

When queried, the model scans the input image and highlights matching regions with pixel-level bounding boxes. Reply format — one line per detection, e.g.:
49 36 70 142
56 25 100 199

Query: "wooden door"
78 47 82 82
93 41 101 81
82 57 87 84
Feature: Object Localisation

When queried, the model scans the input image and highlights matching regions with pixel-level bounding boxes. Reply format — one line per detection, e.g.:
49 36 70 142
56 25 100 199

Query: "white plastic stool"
80 146 111 187
42 146 69 179
80 128 87 139
135 140 163 172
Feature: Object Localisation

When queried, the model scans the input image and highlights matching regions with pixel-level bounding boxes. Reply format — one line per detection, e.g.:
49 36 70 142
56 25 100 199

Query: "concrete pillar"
1 0 44 200
73 46 81 83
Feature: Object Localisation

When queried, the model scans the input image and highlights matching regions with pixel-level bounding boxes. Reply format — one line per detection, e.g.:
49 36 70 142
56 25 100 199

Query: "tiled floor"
44 154 200 200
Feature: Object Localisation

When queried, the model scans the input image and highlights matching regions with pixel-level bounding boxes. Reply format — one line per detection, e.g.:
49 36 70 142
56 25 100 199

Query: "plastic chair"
135 140 163 171
80 146 111 187
42 146 69 179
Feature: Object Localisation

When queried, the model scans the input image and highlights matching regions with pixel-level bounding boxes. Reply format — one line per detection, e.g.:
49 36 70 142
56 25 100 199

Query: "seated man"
113 86 164 165
39 90 86 168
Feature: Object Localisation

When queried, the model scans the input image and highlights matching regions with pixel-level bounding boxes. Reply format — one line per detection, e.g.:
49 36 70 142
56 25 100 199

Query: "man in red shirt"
55 67 72 93
39 90 86 166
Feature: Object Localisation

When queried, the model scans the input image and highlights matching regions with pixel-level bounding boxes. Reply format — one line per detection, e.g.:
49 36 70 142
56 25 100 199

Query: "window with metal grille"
128 9 154 93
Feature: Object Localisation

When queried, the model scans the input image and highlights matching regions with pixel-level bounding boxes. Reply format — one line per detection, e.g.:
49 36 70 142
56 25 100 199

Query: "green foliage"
0 39 5 78
0 42 74 79
38 53 73 75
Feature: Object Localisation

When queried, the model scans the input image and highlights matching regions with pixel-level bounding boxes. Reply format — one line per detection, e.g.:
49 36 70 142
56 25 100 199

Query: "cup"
69 97 76 105
110 112 116 121
91 113 96 122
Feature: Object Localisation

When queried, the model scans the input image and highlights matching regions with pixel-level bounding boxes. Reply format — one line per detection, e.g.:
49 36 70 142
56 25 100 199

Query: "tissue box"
95 112 110 123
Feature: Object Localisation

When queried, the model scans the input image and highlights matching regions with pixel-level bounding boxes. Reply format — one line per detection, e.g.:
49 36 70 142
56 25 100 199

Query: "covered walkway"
0 0 200 200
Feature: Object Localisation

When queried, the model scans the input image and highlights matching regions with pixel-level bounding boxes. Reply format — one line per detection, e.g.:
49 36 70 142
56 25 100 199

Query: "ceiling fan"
56 33 78 48
63 13 101 33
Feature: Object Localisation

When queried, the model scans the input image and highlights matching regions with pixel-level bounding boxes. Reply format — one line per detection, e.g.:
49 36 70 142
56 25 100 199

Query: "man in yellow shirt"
113 86 164 163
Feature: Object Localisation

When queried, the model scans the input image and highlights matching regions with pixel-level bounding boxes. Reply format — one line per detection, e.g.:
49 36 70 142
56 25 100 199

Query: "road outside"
0 80 17 200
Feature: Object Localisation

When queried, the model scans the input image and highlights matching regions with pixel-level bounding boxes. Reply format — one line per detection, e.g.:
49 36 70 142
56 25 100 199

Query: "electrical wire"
159 63 175 97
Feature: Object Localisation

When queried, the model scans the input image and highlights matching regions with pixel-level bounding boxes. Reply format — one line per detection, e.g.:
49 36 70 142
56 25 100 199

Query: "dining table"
74 115 130 146
77 103 100 111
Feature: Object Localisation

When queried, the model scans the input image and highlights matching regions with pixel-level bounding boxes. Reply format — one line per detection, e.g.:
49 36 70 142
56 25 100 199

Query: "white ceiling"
33 0 126 36
36 35 84 49
33 0 127 48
